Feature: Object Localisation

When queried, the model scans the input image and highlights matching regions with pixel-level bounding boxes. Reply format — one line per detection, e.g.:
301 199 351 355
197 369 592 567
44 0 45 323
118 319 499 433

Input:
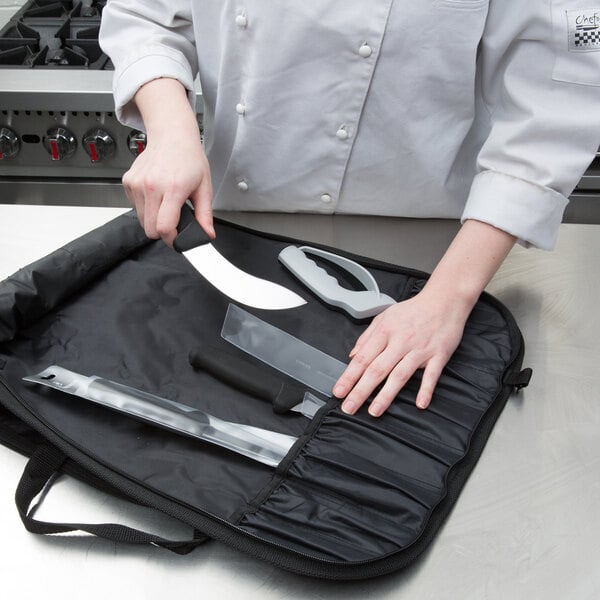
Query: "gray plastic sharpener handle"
278 245 396 319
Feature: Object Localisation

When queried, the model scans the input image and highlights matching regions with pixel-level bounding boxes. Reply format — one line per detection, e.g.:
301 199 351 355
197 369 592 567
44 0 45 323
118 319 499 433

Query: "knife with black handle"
189 344 326 417
173 201 212 253
173 203 306 310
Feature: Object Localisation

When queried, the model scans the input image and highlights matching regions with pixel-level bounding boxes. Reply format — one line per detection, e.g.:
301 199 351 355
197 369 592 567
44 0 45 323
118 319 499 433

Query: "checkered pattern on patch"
575 30 600 46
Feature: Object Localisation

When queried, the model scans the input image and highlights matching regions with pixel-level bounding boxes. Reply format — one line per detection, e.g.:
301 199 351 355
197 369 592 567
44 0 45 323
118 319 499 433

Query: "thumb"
190 175 215 239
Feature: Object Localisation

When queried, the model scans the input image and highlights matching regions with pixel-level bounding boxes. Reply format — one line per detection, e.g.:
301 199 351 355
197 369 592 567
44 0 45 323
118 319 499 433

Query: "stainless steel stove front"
0 69 203 206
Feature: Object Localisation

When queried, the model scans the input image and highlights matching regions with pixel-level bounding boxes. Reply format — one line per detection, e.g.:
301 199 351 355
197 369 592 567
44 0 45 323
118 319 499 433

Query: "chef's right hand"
122 78 214 247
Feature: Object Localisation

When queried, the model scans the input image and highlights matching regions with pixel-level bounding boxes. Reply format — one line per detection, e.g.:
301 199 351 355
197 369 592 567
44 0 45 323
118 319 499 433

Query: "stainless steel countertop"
0 205 598 599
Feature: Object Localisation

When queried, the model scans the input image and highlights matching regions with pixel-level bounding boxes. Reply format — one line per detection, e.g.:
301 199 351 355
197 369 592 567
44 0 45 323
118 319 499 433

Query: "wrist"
419 276 480 321
419 219 516 316
135 78 200 141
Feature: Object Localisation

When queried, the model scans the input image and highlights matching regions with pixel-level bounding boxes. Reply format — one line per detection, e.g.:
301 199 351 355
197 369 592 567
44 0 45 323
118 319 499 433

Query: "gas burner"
0 0 110 69
13 1 106 20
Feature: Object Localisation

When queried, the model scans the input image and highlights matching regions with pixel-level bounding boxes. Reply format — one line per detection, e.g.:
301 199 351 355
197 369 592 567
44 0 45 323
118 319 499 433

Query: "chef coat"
99 0 600 250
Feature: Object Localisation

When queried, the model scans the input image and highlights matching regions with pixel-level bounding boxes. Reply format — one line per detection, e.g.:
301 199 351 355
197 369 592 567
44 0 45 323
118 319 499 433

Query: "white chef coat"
99 0 600 250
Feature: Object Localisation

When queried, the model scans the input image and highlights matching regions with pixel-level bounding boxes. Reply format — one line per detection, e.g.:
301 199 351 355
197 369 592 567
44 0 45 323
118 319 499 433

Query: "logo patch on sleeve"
567 8 600 51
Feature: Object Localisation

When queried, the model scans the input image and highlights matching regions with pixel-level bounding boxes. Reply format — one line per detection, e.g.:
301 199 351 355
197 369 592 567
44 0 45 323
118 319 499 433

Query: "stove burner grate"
0 0 110 69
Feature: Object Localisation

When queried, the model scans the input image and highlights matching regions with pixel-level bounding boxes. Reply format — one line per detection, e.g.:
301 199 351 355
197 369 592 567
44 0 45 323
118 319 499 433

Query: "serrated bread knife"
173 204 306 310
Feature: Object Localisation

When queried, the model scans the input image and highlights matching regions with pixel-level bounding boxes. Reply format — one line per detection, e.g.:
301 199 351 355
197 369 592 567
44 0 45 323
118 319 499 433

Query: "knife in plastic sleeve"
189 345 327 418
173 203 306 310
278 245 396 319
221 303 347 397
23 365 297 468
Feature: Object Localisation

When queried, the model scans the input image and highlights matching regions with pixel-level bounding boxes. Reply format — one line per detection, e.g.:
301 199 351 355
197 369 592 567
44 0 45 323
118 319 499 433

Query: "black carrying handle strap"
15 444 209 555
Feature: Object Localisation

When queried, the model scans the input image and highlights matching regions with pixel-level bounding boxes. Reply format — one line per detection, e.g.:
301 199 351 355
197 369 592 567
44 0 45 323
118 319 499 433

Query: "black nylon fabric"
239 302 513 561
0 211 523 576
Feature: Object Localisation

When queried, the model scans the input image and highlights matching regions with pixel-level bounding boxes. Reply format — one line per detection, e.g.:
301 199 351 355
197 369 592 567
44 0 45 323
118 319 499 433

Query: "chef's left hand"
332 219 517 417
332 288 468 416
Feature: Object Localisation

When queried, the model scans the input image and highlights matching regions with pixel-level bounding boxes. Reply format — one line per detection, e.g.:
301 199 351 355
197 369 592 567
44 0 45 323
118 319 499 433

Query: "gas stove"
0 0 202 206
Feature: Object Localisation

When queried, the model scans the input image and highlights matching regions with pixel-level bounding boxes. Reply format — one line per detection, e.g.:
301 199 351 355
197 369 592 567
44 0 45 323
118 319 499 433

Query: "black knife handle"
189 345 283 405
173 203 211 253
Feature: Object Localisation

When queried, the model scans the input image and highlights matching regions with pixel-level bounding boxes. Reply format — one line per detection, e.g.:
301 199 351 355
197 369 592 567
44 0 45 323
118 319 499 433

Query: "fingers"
332 297 465 417
415 358 445 410
125 166 213 246
156 194 185 247
367 352 423 417
120 129 213 245
336 346 424 417
122 162 167 241
122 167 146 231
333 332 387 402
190 172 215 239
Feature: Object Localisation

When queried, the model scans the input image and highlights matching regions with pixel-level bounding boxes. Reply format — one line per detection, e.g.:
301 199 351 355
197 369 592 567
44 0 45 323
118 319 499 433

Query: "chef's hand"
333 219 517 416
122 78 214 246
333 288 468 416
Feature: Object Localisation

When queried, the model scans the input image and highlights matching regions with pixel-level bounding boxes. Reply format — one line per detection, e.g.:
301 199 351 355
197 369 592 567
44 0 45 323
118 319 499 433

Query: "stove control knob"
83 128 116 163
44 127 77 161
127 130 147 156
0 127 21 160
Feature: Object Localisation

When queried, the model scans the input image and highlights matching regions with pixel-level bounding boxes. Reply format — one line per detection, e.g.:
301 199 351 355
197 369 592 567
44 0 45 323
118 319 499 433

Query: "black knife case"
0 211 530 579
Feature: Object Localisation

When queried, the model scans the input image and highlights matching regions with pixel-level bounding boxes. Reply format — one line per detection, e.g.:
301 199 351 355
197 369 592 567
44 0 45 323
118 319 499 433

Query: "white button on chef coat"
235 13 248 28
358 43 372 58
336 127 349 141
102 0 600 251
320 194 332 204
237 180 249 192
235 103 246 115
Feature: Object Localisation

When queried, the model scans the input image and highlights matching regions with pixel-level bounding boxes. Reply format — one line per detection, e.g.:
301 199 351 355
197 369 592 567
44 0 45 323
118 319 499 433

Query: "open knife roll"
0 210 529 579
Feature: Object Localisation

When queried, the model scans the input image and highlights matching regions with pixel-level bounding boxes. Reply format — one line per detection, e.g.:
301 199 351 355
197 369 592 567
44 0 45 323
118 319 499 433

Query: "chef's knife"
221 303 347 397
173 204 306 310
189 345 327 418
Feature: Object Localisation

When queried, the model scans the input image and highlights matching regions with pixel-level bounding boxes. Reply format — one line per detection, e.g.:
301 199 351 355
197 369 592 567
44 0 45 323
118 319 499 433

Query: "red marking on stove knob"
83 128 115 163
50 140 60 161
44 128 76 161
88 142 99 163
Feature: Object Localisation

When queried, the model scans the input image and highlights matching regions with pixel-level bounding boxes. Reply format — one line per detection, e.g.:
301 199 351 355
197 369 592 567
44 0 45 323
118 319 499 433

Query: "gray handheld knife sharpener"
278 245 396 319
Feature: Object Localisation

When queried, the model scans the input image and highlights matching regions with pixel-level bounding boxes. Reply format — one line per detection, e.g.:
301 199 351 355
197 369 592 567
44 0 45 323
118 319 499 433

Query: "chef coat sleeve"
461 0 600 250
99 0 198 131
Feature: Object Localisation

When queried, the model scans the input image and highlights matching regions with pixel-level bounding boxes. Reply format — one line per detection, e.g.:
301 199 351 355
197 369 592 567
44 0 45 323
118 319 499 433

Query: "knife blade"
189 344 327 418
173 204 306 310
